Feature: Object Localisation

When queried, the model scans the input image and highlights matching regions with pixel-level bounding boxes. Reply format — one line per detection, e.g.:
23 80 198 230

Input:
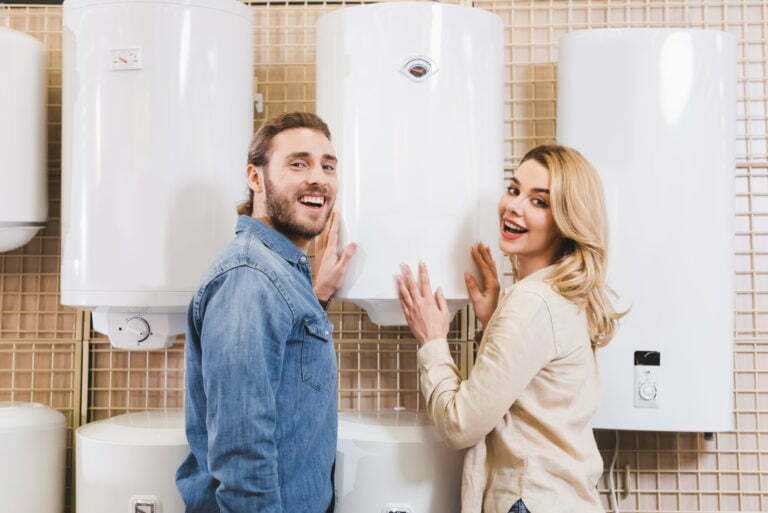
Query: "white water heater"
0 402 66 513
76 410 188 513
336 410 463 513
317 3 504 325
558 29 736 431
61 0 253 350
0 25 47 252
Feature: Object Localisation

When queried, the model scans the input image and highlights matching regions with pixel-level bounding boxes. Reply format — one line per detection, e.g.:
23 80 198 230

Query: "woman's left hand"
396 262 451 345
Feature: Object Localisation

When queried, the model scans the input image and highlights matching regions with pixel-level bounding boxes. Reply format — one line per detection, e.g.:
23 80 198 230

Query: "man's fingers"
326 211 340 255
335 243 358 272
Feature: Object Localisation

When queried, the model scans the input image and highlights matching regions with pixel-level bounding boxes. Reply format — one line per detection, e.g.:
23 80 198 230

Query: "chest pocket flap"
301 317 336 392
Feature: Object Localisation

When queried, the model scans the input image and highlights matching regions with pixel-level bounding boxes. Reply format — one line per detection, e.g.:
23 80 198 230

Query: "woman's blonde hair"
514 144 626 347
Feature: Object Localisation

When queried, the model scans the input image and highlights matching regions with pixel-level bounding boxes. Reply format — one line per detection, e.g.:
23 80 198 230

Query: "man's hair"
237 112 332 216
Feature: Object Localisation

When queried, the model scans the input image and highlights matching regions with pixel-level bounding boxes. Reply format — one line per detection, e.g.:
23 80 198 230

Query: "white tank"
0 24 47 252
76 409 188 513
557 29 736 432
0 402 67 513
61 0 253 350
336 410 463 513
317 3 504 325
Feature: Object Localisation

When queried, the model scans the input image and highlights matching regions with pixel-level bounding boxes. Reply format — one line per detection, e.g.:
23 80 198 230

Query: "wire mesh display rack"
1 0 767 511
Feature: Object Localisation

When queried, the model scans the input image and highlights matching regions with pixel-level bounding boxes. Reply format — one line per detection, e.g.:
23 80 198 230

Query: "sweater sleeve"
417 290 557 449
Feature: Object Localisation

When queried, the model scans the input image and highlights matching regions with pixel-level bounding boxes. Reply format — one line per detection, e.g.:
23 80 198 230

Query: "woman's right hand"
464 243 500 327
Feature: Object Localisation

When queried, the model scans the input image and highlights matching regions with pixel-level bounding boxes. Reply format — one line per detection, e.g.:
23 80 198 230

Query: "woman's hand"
464 243 500 327
312 212 358 304
396 262 451 345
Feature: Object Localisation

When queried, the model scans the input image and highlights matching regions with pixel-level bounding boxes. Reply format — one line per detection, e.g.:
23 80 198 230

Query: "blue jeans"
509 499 530 513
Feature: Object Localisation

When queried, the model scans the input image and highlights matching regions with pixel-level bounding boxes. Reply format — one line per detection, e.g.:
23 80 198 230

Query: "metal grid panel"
2 1 767 512
0 339 81 512
1 6 80 511
475 0 768 510
0 5 78 340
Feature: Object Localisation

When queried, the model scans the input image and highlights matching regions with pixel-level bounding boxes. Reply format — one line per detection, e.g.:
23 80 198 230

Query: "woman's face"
498 159 561 263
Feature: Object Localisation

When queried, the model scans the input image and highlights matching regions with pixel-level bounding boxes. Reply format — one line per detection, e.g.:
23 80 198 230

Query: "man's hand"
312 211 358 304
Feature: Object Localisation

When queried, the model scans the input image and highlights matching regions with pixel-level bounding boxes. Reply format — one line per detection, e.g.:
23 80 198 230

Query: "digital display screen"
634 350 660 366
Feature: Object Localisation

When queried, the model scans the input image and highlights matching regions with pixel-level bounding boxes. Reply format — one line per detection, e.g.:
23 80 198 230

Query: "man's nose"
307 163 328 184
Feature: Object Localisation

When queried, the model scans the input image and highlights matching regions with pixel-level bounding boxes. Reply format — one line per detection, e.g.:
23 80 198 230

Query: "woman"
396 145 624 513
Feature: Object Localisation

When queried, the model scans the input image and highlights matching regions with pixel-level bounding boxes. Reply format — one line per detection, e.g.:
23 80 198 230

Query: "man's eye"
290 161 306 169
323 164 336 172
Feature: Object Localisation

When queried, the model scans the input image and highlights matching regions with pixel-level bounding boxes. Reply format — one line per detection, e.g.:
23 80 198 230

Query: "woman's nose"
502 195 523 217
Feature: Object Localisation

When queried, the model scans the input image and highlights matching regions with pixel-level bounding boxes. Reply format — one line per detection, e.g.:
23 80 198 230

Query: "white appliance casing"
76 410 188 513
61 0 253 349
557 29 736 432
0 27 47 252
317 3 505 325
0 402 66 513
335 411 464 513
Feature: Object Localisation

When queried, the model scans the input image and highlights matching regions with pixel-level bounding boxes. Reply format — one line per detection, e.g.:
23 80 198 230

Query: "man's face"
262 128 337 241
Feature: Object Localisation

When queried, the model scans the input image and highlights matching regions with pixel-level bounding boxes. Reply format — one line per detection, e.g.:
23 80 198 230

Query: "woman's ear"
246 164 265 194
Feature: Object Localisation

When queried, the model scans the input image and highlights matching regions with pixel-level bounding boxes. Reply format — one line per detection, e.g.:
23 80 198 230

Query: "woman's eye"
507 187 520 196
532 198 549 208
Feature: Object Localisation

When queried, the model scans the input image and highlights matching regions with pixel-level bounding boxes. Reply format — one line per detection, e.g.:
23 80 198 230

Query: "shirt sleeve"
417 290 557 449
198 266 293 513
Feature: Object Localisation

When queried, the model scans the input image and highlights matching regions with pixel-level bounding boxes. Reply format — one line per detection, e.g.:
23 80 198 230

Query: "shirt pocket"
300 317 337 392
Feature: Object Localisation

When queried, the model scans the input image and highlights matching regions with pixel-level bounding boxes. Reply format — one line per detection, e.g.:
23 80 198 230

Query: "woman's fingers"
464 272 481 300
396 275 414 309
418 262 432 298
435 287 448 313
400 264 419 298
480 244 498 274
475 244 499 289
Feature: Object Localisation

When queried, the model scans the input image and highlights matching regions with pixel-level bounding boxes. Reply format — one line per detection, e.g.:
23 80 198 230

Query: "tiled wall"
1 1 766 511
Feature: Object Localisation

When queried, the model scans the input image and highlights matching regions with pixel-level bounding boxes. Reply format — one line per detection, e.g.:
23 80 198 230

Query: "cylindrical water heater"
61 0 253 350
557 29 736 431
0 402 66 513
0 26 47 252
317 3 505 325
76 410 188 513
335 410 463 513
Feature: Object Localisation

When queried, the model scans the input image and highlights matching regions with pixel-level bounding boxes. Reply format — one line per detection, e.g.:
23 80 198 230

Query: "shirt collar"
516 264 555 285
235 215 308 265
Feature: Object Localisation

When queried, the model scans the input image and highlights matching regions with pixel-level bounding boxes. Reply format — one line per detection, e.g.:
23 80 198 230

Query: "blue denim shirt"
176 215 337 513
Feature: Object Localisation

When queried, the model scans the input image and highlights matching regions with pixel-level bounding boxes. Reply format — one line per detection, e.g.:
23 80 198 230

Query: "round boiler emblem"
409 63 429 78
402 57 436 81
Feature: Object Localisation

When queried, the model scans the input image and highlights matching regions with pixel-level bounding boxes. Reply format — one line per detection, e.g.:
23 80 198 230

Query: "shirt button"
299 256 307 263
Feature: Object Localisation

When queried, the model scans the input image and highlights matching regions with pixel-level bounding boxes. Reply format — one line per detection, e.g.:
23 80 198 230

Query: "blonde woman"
396 145 624 513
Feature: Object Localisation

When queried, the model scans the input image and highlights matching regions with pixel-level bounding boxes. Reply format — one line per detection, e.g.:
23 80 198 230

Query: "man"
176 112 357 513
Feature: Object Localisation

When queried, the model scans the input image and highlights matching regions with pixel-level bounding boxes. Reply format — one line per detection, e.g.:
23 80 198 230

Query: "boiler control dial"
126 317 151 342
639 382 658 401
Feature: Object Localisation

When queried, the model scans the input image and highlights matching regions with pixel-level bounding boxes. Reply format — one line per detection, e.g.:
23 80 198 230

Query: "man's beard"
264 177 333 240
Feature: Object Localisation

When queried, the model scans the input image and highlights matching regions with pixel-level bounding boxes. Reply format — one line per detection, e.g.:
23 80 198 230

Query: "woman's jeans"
509 499 530 513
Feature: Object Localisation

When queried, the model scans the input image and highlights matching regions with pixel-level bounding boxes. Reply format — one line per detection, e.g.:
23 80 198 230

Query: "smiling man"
176 112 357 513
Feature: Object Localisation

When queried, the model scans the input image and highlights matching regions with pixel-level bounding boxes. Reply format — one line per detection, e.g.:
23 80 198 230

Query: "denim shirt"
176 215 337 513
